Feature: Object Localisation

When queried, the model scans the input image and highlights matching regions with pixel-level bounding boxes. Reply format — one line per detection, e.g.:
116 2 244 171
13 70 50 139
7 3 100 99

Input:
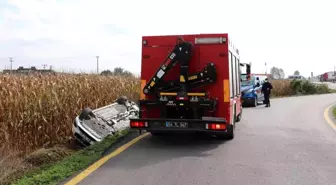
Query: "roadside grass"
10 129 129 185
270 79 336 99
332 106 336 119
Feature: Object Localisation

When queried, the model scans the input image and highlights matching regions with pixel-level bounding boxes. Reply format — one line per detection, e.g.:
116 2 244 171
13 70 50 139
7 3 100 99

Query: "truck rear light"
130 121 147 128
206 123 226 130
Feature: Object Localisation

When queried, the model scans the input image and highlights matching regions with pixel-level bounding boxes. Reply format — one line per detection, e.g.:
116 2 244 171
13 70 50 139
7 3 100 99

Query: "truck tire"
226 106 236 140
226 124 234 140
216 109 235 140
236 105 242 122
215 123 235 140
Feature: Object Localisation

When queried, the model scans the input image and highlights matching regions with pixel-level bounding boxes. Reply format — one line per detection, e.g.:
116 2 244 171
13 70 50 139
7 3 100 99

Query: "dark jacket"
262 81 273 94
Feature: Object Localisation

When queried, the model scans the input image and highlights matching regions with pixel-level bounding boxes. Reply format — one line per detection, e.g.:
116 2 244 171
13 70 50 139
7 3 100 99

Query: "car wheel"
252 97 257 107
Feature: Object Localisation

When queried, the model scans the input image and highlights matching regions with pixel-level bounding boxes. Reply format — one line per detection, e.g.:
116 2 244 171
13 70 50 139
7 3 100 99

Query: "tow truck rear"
130 34 249 139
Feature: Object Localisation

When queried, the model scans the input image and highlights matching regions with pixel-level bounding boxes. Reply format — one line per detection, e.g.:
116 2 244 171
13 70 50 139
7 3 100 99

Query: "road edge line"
64 132 150 185
323 103 336 131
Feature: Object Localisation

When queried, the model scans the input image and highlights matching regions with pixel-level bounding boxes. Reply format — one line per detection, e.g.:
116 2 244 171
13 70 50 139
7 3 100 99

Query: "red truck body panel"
139 33 242 126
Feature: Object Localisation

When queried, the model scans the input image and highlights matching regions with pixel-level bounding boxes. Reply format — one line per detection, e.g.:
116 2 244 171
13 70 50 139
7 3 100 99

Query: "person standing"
262 78 273 107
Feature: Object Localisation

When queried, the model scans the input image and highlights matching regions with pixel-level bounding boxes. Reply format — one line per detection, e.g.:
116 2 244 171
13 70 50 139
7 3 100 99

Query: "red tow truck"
130 33 250 139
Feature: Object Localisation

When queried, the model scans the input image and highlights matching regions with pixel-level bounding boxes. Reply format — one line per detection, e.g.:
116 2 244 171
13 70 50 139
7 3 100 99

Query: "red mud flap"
129 117 228 133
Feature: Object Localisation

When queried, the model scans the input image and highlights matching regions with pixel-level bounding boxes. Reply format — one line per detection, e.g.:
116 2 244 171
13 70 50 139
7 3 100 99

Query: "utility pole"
96 56 99 74
9 57 14 73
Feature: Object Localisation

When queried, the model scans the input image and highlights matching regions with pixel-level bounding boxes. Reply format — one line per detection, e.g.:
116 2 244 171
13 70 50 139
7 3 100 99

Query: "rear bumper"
241 92 255 99
242 97 255 104
72 116 103 146
241 93 256 104
129 117 228 133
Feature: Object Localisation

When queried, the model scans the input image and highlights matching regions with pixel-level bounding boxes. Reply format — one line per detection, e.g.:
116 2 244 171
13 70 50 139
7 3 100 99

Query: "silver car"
72 96 139 146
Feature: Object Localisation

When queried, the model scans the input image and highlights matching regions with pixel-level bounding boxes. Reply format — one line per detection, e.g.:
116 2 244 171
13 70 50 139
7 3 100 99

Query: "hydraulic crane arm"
143 37 192 95
155 63 217 93
143 37 217 96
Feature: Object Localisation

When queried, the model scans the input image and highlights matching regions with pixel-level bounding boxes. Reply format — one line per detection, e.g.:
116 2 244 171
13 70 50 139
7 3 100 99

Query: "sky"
0 0 335 77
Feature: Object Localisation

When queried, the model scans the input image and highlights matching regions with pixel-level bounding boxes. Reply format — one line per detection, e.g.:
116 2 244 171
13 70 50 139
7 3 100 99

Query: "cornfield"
270 79 294 97
0 74 140 155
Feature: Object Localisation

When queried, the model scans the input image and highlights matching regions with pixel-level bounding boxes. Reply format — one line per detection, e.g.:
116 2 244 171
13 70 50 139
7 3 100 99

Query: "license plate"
165 121 188 128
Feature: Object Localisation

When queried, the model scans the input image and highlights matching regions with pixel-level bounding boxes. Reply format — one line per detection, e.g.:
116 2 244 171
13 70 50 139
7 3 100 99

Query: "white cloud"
0 0 336 76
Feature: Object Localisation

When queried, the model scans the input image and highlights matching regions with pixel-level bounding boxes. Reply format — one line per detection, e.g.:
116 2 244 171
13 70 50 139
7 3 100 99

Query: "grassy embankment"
270 79 333 97
332 106 336 119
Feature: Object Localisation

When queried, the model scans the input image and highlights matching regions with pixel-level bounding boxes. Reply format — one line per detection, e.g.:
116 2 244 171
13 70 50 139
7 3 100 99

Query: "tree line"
100 67 134 77
269 66 300 79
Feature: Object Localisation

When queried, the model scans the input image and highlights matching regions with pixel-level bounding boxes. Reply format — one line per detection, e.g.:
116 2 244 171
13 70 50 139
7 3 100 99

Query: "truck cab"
130 33 247 140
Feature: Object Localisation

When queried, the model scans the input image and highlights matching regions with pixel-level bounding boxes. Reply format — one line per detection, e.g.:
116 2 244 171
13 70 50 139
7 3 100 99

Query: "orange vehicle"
130 33 250 139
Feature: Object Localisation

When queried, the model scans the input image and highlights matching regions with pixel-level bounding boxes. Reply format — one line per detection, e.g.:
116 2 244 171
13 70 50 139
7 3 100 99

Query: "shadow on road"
103 132 228 170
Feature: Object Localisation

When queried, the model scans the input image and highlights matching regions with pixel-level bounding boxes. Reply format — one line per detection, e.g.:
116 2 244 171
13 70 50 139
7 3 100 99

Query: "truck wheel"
226 107 236 140
236 113 241 122
226 124 234 140
235 114 241 122
236 105 242 122
217 110 235 140
216 124 235 140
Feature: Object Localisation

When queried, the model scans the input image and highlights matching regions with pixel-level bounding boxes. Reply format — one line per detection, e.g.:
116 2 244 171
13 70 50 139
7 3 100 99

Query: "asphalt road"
75 94 336 185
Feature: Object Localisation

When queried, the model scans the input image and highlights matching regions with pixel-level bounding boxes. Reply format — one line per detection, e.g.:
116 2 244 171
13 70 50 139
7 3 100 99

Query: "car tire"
116 96 128 105
79 107 95 120
252 97 257 107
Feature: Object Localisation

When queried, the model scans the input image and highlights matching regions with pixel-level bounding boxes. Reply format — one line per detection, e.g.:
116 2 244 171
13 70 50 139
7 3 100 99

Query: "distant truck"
129 33 250 140
320 72 336 82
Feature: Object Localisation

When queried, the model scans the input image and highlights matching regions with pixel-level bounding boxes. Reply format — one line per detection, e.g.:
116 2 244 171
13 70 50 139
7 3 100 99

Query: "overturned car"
72 96 139 146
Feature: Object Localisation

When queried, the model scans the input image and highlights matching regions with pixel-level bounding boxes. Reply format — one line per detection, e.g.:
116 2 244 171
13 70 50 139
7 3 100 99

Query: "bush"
271 79 331 97
271 80 294 97
290 79 331 95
